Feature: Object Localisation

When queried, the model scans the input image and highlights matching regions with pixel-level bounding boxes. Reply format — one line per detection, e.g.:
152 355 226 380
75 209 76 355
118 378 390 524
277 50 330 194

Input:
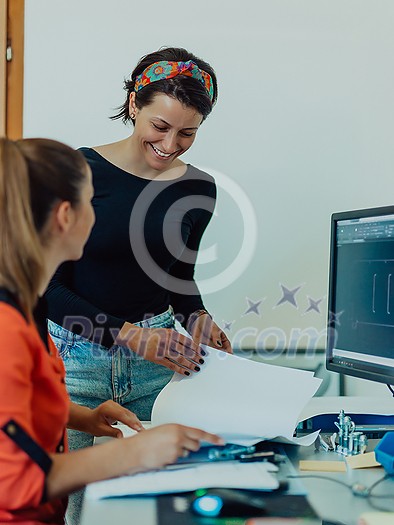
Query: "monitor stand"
297 396 394 438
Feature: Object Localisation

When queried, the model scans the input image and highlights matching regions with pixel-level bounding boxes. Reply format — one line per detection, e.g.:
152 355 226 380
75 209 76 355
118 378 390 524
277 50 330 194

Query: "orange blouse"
0 291 69 524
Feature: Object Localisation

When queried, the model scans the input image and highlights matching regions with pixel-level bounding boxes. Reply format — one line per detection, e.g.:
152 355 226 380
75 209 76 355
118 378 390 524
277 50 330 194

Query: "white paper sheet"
151 346 322 445
85 461 279 500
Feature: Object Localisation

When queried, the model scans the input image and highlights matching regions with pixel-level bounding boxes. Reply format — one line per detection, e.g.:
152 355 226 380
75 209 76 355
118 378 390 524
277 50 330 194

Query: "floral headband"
134 60 214 102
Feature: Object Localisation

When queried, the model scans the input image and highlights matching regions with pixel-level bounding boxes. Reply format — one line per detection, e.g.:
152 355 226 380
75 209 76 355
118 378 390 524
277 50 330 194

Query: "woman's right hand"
116 324 205 376
129 424 224 471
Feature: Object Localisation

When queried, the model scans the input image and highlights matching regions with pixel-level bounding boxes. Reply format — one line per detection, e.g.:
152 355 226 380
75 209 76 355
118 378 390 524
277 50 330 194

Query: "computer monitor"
326 206 394 387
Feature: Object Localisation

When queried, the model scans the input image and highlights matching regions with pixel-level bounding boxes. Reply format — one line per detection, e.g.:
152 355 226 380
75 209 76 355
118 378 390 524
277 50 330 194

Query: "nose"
161 131 178 153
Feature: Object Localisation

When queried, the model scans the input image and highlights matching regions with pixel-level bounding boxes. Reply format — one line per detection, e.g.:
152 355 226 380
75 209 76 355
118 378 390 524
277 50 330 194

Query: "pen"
239 451 286 463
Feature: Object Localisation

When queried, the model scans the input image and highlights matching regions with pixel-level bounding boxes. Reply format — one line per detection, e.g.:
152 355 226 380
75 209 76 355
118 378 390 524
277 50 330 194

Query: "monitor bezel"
326 205 394 386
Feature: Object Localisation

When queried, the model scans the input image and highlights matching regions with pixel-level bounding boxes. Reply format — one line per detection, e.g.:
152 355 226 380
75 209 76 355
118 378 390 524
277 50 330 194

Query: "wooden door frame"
1 0 24 138
0 0 6 135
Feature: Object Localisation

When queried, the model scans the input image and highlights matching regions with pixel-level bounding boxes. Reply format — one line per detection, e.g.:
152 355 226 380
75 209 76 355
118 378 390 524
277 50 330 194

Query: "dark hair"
111 47 218 125
0 138 88 316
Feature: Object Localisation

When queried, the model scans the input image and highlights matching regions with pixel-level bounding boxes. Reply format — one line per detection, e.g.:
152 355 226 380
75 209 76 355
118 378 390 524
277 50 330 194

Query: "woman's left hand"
189 314 233 354
68 400 144 438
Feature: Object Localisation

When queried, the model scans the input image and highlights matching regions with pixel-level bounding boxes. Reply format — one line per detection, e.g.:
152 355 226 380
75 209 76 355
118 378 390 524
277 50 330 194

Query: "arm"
168 183 232 353
167 187 215 325
46 424 224 499
0 308 59 510
45 262 124 348
47 262 208 370
0 308 223 503
68 401 143 437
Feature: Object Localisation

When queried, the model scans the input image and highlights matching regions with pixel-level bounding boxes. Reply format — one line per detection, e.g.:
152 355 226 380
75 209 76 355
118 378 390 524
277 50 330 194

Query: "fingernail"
216 340 222 347
200 349 206 356
199 358 204 364
194 366 200 372
185 371 190 376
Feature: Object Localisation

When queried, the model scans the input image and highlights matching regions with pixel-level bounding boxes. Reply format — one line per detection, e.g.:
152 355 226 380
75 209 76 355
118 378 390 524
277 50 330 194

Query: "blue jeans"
48 306 175 525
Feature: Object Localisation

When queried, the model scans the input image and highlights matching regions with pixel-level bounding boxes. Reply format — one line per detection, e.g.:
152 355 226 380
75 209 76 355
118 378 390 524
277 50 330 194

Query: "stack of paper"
151 346 322 446
86 461 279 499
86 348 322 500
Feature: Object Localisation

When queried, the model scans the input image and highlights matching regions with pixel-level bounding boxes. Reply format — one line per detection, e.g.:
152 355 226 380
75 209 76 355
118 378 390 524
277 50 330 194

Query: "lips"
150 143 173 159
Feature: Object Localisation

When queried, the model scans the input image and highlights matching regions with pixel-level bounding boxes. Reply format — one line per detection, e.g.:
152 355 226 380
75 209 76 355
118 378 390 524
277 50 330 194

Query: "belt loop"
169 305 175 324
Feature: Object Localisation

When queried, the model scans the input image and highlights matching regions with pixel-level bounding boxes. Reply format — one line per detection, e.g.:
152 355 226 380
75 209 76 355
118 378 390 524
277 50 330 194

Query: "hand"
130 424 224 471
189 314 233 353
80 400 144 438
117 324 205 376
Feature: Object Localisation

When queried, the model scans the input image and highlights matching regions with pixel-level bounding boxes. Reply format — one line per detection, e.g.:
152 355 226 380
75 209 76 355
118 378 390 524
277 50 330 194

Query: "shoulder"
186 164 216 185
0 303 37 364
182 164 217 198
78 147 105 168
0 303 34 341
77 147 122 194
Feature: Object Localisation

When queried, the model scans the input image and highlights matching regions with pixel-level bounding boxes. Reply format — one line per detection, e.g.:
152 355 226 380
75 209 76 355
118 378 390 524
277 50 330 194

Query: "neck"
38 245 63 297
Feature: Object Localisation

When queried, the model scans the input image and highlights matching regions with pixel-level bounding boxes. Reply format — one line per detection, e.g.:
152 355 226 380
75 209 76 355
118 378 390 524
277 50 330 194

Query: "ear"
129 92 138 119
53 201 74 234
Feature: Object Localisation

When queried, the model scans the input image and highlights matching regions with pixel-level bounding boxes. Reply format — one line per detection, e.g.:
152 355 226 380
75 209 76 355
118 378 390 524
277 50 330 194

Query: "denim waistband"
134 305 175 328
48 305 175 346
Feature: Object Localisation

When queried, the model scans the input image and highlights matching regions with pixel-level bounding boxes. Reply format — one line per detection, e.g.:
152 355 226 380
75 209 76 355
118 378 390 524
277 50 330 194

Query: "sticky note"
346 451 381 470
299 460 347 472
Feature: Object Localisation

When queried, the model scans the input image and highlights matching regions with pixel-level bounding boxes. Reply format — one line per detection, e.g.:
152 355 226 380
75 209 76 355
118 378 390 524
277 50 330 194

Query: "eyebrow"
153 117 199 131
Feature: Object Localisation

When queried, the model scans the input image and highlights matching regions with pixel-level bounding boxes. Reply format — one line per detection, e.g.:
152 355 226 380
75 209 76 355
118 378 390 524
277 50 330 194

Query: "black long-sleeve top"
45 148 216 349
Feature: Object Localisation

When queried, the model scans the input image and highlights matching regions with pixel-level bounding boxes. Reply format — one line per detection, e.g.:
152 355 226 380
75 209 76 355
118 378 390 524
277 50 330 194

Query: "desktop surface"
81 439 394 525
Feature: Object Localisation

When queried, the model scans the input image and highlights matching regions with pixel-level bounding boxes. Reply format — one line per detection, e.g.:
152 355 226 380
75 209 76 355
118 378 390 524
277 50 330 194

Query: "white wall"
24 1 394 396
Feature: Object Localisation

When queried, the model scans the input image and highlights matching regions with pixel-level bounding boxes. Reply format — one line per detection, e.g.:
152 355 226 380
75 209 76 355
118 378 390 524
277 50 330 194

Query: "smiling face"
129 93 203 173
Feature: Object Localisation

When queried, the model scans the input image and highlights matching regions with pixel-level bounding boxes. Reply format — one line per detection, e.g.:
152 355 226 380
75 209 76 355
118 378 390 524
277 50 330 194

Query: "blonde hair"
0 137 88 317
0 139 43 316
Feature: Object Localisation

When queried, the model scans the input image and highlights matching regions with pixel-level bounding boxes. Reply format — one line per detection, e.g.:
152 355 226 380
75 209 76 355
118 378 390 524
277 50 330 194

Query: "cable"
287 474 350 491
366 473 394 512
287 473 394 512
387 383 394 396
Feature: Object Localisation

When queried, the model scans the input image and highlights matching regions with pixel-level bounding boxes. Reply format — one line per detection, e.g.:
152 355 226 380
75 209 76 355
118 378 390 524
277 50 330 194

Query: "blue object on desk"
374 431 394 474
191 488 266 518
297 413 394 438
176 443 257 464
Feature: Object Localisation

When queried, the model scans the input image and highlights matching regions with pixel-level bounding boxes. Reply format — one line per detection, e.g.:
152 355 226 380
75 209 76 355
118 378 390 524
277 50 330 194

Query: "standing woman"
46 48 231 425
0 137 222 524
46 46 232 523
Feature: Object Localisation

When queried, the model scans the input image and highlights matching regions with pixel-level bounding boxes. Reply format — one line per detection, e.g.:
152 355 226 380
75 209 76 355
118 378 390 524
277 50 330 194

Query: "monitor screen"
326 206 394 386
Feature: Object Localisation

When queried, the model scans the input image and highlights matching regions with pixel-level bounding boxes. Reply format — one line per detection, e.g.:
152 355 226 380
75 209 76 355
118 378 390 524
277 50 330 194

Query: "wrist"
68 403 92 433
116 322 142 348
186 309 212 334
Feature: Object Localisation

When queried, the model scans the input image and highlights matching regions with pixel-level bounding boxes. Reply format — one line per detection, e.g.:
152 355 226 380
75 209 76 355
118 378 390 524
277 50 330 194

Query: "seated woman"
0 137 222 524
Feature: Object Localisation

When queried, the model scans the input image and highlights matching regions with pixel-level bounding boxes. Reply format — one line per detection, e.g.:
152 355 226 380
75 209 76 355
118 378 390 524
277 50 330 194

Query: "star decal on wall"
305 296 324 314
328 310 344 326
223 321 235 331
243 297 264 316
275 284 302 308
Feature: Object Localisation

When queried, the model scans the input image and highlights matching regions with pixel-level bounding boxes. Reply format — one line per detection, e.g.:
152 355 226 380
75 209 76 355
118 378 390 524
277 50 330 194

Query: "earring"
130 112 136 119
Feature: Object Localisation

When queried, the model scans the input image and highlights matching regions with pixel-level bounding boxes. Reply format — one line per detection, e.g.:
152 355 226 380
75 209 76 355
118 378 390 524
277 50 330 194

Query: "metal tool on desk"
332 409 368 456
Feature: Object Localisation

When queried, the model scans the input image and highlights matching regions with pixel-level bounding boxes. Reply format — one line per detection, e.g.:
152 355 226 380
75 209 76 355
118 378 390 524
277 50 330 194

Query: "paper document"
151 346 322 446
86 461 279 500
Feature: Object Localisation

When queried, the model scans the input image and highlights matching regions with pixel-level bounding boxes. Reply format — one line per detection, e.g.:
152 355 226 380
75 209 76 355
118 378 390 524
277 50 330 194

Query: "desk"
80 441 394 525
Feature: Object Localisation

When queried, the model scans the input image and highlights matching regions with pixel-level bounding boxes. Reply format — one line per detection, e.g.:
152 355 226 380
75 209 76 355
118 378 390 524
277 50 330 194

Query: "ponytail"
0 137 87 318
0 138 44 317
